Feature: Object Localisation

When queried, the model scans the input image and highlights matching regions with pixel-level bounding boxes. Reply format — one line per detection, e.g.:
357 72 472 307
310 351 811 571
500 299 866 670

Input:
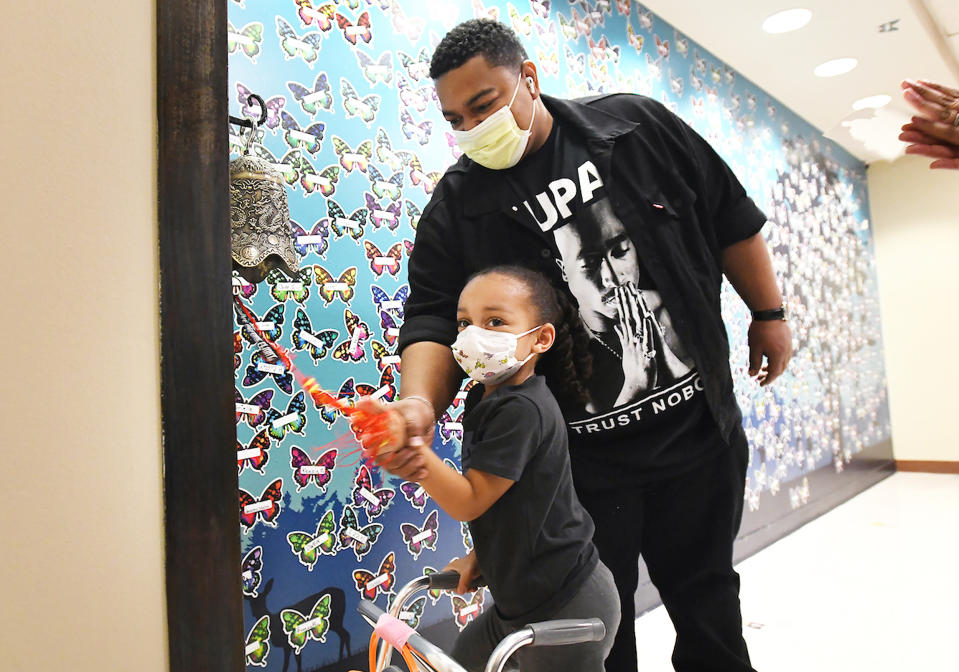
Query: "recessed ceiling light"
852 94 891 111
762 8 812 34
814 58 858 78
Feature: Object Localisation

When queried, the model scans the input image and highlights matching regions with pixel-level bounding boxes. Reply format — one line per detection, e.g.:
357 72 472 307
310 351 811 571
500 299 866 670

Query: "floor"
633 472 959 671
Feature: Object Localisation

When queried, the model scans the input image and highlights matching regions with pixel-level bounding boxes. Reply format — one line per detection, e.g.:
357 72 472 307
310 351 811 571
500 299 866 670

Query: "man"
375 19 792 672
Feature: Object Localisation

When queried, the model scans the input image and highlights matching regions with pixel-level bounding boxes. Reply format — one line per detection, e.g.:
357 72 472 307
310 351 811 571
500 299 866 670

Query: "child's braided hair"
469 264 593 410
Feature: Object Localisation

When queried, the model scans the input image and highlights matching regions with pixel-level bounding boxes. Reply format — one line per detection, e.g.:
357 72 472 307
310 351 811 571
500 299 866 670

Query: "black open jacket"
398 93 767 448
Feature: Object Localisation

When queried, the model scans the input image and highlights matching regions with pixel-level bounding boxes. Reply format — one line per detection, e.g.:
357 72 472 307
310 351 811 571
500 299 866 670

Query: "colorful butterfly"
335 10 372 45
452 381 475 408
472 0 499 20
299 158 341 197
364 193 402 232
331 136 373 173
317 377 356 426
397 75 434 113
287 509 337 570
281 593 331 654
534 18 557 46
530 0 550 20
276 16 325 65
294 0 337 30
396 48 430 84
235 388 275 428
364 240 404 276
265 391 307 440
438 409 464 444
266 268 312 304
353 551 396 600
444 131 464 160
341 79 381 125
507 3 532 36
291 308 337 362
375 128 415 171
626 22 644 53
228 21 263 61
616 0 630 15
655 34 669 59
292 219 330 258
400 509 439 559
370 340 401 373
241 546 264 597
232 271 257 299
408 156 442 194
588 35 620 65
327 200 369 241
352 464 395 518
356 50 393 87
237 428 272 474
332 309 370 362
237 83 285 131
287 73 334 116
368 165 404 200
371 284 409 319
564 46 586 76
399 109 433 145
380 310 401 347
405 199 421 229
244 614 271 667
291 446 337 492
399 480 429 513
234 331 243 369
339 505 383 560
391 594 426 628
280 111 325 154
451 591 485 631
557 13 578 41
638 6 653 30
243 351 294 395
536 47 560 77
356 368 397 403
314 265 357 305
390 3 426 44
238 478 283 533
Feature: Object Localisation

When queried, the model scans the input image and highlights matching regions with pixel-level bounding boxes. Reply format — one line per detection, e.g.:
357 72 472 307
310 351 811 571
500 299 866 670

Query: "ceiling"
641 0 959 165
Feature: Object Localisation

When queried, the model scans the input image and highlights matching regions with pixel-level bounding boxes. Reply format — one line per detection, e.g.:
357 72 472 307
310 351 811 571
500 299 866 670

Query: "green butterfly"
286 510 337 571
228 21 263 61
423 566 443 604
244 615 271 667
281 593 331 654
266 267 312 304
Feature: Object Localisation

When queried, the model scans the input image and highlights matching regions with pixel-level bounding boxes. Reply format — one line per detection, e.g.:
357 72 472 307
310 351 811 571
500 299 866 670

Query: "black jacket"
398 93 766 448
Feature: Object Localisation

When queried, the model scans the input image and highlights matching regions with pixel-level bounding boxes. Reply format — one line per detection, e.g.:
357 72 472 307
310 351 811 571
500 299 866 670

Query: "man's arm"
721 232 792 386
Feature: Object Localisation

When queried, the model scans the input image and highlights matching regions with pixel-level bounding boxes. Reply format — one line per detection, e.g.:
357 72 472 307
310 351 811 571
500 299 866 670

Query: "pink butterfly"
400 509 439 559
364 192 401 231
351 464 395 518
290 447 336 492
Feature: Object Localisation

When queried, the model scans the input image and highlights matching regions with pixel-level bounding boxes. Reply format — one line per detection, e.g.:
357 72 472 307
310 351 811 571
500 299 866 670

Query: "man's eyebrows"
441 88 496 116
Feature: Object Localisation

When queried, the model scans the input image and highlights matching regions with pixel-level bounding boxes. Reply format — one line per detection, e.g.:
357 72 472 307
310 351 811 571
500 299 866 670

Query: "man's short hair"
429 18 528 80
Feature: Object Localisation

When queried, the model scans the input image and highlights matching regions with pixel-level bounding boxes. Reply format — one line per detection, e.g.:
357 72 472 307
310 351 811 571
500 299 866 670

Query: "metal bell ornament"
230 119 300 284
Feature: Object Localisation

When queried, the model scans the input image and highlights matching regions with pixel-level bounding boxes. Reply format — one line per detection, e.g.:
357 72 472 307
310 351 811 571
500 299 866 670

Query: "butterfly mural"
400 509 439 559
241 545 264 597
276 16 325 66
290 446 337 492
353 551 396 601
351 464 395 518
228 21 263 62
287 509 337 570
265 391 308 440
451 591 485 631
338 505 383 561
400 480 429 512
244 615 271 667
314 265 357 305
332 310 370 362
287 73 334 116
243 351 294 395
237 428 272 474
291 218 330 258
282 593 331 653
238 478 284 533
291 308 338 362
235 388 274 428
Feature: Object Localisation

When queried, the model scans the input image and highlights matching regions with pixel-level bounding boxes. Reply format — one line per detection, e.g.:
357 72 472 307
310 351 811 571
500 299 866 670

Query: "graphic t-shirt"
503 120 723 489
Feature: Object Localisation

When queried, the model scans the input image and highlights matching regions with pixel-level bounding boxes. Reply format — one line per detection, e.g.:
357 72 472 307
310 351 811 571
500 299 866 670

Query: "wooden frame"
158 1 244 670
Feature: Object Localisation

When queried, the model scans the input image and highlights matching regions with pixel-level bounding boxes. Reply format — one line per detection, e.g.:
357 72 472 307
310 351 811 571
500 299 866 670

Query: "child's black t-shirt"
462 375 599 621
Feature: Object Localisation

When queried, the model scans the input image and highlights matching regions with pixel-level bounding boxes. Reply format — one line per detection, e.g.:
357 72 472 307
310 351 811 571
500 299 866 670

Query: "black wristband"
751 306 787 321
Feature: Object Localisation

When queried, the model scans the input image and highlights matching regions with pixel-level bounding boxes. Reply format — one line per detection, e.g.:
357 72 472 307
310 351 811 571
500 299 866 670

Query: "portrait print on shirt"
509 123 702 435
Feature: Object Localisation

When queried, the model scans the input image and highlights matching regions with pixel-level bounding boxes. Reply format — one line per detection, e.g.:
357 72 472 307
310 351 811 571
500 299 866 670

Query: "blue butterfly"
291 219 330 258
291 308 338 362
371 284 409 320
243 351 294 395
265 391 307 440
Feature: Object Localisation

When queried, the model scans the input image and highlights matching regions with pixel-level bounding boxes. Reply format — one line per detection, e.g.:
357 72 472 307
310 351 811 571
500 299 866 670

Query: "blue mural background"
228 1 892 669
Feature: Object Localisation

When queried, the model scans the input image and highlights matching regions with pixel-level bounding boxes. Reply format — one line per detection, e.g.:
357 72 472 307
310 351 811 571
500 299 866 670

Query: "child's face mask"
451 325 542 385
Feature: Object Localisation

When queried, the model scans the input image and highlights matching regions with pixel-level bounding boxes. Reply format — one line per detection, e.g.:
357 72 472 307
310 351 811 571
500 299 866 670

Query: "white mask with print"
451 325 541 385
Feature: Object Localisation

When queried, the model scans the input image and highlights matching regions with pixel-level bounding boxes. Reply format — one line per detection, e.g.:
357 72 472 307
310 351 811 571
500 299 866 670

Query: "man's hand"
747 320 792 387
353 397 434 481
443 550 482 594
900 79 959 170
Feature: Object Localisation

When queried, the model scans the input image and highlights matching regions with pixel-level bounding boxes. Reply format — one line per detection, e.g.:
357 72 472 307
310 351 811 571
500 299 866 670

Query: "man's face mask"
450 73 538 171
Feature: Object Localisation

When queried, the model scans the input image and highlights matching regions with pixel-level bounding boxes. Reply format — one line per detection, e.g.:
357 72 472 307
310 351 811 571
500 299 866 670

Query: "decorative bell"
230 119 300 283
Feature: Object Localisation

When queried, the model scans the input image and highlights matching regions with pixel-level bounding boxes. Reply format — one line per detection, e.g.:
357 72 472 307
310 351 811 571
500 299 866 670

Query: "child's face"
456 273 555 357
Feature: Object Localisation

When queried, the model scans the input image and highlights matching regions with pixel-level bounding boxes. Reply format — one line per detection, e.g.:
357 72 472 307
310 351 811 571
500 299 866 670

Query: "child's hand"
443 551 481 594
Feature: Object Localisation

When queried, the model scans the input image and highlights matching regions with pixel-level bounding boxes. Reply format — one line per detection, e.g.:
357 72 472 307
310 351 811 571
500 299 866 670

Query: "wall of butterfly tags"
228 0 893 669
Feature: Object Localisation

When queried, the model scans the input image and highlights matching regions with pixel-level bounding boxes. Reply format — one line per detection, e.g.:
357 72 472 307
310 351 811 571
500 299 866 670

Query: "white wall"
1 3 168 671
869 155 959 463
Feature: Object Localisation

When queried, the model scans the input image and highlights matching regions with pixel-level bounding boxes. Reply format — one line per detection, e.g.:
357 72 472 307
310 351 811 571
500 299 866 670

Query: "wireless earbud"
526 76 536 93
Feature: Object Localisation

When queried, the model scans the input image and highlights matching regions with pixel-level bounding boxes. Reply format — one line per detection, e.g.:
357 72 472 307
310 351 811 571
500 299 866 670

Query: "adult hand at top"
900 79 959 169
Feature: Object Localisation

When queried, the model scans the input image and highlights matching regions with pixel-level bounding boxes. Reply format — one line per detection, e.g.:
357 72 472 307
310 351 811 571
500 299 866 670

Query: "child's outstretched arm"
415 448 514 522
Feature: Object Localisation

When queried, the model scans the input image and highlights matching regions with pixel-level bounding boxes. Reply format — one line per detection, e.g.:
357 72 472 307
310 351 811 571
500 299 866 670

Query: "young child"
360 265 620 672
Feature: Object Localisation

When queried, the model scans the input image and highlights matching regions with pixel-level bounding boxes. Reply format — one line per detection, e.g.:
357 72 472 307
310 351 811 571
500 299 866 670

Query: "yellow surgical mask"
451 74 538 170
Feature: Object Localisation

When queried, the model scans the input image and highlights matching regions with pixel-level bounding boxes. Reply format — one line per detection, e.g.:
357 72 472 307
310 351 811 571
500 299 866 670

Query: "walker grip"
526 618 606 647
428 570 487 591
